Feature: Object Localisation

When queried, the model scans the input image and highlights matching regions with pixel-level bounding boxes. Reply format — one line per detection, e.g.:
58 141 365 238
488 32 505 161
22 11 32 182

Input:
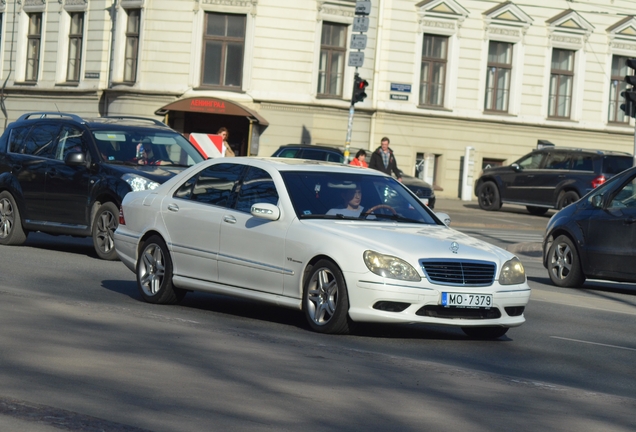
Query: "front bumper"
345 273 530 327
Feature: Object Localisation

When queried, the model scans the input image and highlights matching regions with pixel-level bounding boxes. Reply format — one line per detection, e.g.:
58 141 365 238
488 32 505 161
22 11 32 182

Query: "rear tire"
547 235 585 288
0 191 27 245
137 235 186 304
92 202 119 260
462 326 509 340
477 181 502 211
526 206 548 216
557 191 579 209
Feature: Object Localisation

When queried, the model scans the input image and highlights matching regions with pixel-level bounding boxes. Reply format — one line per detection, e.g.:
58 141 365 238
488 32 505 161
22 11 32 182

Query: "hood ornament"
450 241 459 254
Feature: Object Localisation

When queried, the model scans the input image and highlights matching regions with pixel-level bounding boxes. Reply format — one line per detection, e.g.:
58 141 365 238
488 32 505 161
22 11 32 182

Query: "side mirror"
251 203 280 221
591 195 603 209
511 163 521 172
436 212 451 226
64 151 86 166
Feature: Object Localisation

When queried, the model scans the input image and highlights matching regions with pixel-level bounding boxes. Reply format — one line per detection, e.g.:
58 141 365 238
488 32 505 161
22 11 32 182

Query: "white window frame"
112 6 144 85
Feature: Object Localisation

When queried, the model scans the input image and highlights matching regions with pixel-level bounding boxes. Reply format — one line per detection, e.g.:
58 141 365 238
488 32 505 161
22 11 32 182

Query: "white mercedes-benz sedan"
114 158 530 339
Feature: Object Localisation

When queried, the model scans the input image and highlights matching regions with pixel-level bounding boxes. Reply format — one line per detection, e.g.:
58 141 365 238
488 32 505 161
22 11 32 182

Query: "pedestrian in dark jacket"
369 137 402 182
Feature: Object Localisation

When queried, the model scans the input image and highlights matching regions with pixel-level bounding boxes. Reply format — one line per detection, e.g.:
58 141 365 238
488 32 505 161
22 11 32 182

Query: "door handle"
223 215 237 224
167 204 179 212
625 217 636 225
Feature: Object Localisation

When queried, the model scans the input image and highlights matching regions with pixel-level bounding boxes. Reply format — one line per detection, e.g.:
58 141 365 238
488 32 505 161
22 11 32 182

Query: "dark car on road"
543 165 636 287
475 147 632 215
0 112 204 259
272 144 436 208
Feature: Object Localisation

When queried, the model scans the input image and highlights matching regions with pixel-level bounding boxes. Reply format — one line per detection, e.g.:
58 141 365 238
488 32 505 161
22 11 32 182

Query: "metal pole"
344 67 359 163
633 115 636 167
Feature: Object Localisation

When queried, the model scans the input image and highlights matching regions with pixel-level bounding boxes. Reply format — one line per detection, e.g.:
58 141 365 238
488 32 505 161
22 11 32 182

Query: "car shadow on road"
529 275 636 297
107 289 509 341
24 233 97 258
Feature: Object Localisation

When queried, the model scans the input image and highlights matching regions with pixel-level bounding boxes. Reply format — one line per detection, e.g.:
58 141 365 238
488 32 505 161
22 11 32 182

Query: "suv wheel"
92 202 119 260
0 191 27 245
558 191 579 209
477 181 501 211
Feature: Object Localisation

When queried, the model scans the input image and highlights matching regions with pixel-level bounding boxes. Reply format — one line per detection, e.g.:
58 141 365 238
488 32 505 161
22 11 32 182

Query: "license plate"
441 293 492 308
420 198 429 206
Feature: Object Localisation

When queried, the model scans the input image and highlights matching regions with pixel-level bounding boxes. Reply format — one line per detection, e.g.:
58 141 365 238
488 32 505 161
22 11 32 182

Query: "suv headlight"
122 173 160 192
499 257 526 285
363 250 421 281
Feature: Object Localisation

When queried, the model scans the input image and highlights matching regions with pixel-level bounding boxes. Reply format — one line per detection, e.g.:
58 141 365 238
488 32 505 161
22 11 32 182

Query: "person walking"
349 149 368 167
369 137 402 181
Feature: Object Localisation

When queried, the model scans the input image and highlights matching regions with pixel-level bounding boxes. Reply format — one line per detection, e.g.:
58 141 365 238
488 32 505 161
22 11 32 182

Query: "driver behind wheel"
327 185 364 217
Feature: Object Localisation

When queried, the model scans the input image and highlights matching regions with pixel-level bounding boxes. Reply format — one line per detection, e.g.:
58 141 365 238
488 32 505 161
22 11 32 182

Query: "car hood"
301 220 514 264
401 175 433 189
101 163 190 183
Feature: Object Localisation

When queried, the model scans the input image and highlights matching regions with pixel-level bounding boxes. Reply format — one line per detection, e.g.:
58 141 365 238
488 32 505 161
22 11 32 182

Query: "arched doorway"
155 97 269 156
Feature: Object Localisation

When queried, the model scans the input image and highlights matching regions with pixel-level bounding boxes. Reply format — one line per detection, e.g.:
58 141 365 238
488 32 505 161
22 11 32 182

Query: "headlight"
122 173 160 192
363 250 421 281
499 257 526 285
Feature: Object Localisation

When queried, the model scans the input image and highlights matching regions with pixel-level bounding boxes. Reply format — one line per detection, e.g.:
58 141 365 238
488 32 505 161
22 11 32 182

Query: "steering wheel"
362 204 397 218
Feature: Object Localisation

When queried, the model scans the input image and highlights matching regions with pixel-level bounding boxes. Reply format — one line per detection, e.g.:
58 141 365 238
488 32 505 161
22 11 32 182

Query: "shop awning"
155 97 269 126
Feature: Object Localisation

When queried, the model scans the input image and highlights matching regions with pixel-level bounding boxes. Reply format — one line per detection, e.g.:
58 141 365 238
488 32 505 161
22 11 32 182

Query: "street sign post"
345 1 372 161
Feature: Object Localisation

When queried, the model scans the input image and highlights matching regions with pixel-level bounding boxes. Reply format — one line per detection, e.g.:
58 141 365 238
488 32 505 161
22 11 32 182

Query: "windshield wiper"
362 213 425 224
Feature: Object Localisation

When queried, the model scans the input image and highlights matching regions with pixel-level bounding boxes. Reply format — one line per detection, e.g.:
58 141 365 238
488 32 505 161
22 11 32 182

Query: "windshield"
281 171 440 224
92 130 205 167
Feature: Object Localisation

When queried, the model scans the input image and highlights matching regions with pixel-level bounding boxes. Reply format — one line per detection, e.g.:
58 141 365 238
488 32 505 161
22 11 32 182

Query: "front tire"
547 235 585 287
462 326 509 340
477 181 502 211
137 235 186 304
0 191 27 245
92 202 119 260
303 259 350 334
558 191 579 209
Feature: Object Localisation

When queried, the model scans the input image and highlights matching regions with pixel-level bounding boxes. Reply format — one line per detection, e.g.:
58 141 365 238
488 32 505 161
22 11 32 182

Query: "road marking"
550 336 636 352
490 217 531 226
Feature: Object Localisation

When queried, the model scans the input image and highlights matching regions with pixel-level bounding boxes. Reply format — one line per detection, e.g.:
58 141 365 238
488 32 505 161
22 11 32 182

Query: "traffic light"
352 73 368 104
620 58 636 118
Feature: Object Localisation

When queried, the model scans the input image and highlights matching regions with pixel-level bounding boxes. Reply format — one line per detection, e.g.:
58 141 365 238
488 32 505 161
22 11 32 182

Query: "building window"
609 55 631 124
124 9 140 83
317 22 346 97
66 13 84 82
202 13 246 88
26 13 42 82
419 34 448 107
548 49 575 119
484 41 512 112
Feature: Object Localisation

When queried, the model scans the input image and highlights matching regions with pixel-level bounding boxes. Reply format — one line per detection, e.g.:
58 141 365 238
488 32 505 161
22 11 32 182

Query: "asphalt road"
0 202 634 431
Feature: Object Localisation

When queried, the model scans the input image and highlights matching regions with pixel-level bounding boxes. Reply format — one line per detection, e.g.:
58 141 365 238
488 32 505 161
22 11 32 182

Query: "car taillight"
591 175 606 189
119 206 126 225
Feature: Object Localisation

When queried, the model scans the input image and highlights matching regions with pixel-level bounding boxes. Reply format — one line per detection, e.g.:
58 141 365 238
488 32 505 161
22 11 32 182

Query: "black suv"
271 144 436 208
0 112 204 259
475 147 632 215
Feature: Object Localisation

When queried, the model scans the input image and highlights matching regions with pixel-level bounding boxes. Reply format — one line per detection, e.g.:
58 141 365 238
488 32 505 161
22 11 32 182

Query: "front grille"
420 259 495 286
416 305 501 319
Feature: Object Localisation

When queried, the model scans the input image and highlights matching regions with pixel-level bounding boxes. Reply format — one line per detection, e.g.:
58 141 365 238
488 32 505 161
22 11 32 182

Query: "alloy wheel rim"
0 198 14 239
306 267 338 325
550 243 572 280
96 210 116 253
139 244 165 296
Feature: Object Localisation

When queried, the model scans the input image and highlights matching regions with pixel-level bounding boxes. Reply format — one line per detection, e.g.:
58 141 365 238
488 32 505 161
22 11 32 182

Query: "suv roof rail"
99 115 169 127
17 112 84 122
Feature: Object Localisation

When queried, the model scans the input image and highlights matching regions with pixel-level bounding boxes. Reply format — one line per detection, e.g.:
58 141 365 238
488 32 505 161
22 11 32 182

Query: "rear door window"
570 154 594 171
22 123 61 158
189 163 245 208
544 152 570 170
